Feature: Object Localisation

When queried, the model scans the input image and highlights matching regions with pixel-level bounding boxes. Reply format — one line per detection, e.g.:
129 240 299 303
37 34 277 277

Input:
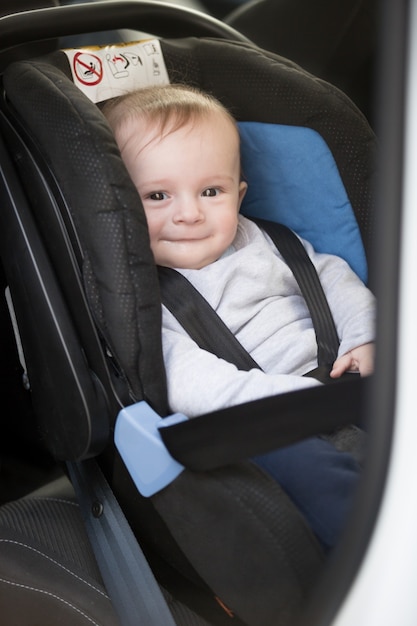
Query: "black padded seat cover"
0 496 120 626
0 490 215 626
2 53 168 414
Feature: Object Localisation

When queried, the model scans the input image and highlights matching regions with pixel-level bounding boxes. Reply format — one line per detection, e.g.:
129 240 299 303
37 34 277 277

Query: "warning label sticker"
64 39 170 103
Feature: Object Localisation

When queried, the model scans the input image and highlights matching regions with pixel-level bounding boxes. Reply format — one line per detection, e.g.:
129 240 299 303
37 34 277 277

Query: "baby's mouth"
164 235 210 243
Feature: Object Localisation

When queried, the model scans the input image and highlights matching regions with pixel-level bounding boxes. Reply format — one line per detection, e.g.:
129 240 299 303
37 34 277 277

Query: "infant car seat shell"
0 25 375 626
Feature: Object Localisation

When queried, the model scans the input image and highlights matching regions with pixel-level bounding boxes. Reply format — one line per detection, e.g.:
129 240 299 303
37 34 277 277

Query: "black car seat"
0 1 61 499
225 0 378 125
0 2 376 625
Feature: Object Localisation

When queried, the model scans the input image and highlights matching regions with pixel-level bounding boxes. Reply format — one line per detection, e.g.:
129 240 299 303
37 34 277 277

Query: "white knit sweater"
162 216 375 417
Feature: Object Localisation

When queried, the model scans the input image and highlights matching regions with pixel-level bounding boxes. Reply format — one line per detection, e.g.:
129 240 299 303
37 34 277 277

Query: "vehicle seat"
0 477 121 626
0 475 216 625
226 0 378 125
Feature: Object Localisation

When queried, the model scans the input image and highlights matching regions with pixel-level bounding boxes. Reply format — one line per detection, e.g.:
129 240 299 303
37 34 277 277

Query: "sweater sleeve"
162 307 320 418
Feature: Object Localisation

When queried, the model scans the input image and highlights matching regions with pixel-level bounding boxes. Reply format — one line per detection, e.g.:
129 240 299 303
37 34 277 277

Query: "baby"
103 84 376 549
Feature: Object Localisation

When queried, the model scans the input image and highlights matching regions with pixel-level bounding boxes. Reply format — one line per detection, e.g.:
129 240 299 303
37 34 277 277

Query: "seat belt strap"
67 459 177 626
158 265 260 372
252 218 340 366
159 218 340 372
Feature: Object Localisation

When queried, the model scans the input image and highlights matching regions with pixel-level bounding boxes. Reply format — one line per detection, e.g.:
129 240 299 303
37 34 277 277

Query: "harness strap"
155 218 362 471
158 265 260 372
252 218 340 367
159 218 340 375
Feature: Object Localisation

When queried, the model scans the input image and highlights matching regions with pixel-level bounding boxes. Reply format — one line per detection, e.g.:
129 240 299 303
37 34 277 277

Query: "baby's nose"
174 198 204 223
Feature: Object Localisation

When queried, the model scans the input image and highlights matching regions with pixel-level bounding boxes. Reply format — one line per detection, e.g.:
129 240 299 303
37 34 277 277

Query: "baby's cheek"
143 213 159 241
148 238 163 265
148 231 161 255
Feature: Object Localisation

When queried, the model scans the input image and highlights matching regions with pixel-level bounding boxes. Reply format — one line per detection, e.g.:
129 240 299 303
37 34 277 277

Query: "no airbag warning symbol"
73 51 104 86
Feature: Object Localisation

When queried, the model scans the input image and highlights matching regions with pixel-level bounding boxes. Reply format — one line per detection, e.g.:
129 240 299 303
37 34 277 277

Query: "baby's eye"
148 192 167 201
201 187 220 197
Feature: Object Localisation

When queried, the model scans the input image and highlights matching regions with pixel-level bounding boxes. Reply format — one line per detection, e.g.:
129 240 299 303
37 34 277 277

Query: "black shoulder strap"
158 265 260 372
253 218 340 366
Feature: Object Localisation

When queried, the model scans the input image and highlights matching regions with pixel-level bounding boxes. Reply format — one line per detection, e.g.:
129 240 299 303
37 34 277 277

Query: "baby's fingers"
357 353 374 377
352 343 375 377
330 353 355 378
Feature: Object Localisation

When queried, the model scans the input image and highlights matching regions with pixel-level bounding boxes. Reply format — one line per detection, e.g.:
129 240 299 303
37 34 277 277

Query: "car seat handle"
0 0 251 51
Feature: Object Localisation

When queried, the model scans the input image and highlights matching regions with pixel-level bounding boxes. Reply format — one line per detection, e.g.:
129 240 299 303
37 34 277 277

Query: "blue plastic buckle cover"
115 401 187 497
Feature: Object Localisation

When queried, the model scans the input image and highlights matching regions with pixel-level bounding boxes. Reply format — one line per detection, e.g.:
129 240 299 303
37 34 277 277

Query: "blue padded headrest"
238 122 367 283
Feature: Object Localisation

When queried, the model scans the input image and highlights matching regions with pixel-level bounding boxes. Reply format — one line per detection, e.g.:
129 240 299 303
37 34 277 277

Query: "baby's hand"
330 342 375 378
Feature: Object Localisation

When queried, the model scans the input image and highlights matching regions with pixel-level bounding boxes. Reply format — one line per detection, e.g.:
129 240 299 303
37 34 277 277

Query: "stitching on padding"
0 576 104 626
0 539 109 599
30 497 79 507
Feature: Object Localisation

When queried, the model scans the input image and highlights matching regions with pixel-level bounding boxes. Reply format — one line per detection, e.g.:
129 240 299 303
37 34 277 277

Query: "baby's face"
116 112 247 269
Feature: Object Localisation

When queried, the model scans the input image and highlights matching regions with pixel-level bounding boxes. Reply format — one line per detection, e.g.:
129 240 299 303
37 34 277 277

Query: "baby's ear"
238 180 248 207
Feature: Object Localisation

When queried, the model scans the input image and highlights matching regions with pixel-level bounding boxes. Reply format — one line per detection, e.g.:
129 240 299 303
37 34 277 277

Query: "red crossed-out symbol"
73 52 103 86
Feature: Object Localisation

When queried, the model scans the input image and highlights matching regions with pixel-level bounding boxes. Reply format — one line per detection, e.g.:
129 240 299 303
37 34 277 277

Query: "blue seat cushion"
238 122 367 283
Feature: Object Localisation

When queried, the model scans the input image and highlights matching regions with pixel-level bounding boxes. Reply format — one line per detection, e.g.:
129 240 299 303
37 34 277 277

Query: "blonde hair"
102 84 238 140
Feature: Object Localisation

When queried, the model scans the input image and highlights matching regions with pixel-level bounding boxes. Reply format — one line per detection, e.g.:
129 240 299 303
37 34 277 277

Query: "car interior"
0 1 403 625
